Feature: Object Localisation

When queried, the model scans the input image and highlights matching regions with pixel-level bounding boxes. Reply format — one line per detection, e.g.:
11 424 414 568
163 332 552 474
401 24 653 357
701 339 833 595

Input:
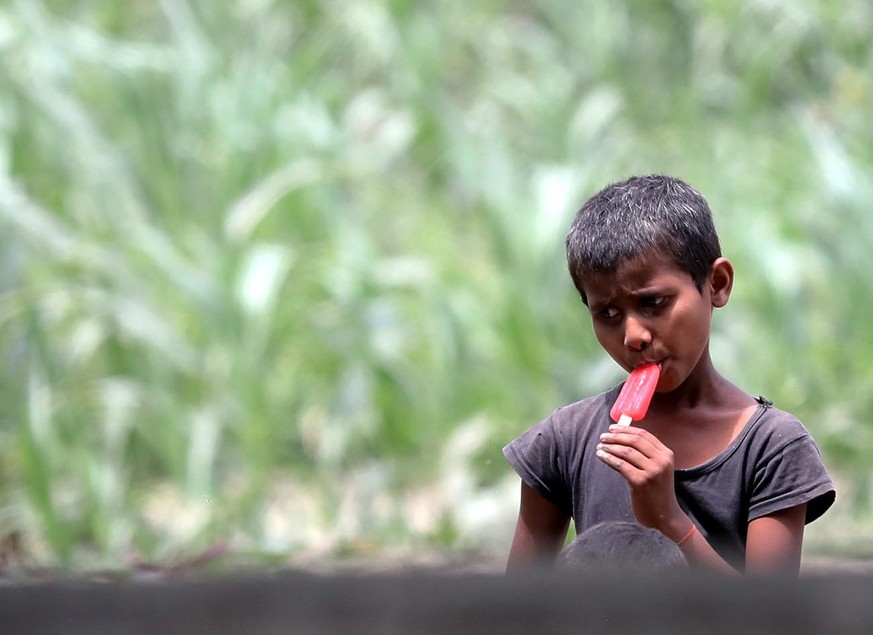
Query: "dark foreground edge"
1 570 872 634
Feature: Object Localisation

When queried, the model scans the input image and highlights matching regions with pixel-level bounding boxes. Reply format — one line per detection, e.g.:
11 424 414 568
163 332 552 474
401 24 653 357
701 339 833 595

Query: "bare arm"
596 424 808 574
595 424 733 572
506 481 570 572
744 504 806 574
672 504 806 574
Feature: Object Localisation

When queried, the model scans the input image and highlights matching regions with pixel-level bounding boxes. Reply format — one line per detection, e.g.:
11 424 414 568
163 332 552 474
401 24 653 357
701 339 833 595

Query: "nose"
623 315 652 351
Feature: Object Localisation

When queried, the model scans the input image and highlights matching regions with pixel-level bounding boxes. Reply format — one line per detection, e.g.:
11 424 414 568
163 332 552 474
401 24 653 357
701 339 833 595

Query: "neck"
650 347 737 412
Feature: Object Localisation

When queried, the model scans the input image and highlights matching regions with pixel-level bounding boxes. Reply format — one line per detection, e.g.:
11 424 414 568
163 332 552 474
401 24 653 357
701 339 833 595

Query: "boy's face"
580 251 721 393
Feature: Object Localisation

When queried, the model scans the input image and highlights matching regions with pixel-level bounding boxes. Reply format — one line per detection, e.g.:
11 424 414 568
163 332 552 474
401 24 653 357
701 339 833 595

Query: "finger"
606 424 667 450
600 429 661 458
597 442 649 471
607 423 663 445
596 447 626 472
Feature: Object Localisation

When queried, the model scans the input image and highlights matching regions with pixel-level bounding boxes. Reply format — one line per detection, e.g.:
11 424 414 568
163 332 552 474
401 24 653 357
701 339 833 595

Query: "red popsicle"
610 363 661 426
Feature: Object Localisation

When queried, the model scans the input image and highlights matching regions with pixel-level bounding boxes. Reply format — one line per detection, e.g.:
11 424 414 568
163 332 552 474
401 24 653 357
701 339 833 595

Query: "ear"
709 257 733 308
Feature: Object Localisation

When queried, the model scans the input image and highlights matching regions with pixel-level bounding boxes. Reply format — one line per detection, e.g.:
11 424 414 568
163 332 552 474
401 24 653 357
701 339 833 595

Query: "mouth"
634 359 662 369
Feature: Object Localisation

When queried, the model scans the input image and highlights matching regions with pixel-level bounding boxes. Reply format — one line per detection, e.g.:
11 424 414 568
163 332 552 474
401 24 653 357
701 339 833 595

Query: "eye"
639 295 667 314
596 306 620 320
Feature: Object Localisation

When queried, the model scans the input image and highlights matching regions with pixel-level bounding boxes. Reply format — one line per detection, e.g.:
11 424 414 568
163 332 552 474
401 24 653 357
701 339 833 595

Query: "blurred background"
1 0 872 573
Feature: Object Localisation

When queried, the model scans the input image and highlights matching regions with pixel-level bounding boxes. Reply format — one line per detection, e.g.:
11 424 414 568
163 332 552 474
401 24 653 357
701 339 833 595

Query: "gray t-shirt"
503 387 836 571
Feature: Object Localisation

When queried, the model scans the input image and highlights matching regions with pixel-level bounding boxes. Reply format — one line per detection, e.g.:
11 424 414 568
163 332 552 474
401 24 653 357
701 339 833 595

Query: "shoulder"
551 387 619 428
502 388 619 513
743 398 820 454
743 398 835 523
503 387 618 463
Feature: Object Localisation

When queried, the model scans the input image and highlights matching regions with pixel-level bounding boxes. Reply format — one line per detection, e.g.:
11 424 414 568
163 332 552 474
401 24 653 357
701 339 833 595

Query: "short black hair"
559 521 688 573
566 175 721 304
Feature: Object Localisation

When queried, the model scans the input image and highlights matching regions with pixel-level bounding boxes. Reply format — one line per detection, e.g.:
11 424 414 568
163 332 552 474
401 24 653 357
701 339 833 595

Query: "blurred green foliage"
1 0 872 568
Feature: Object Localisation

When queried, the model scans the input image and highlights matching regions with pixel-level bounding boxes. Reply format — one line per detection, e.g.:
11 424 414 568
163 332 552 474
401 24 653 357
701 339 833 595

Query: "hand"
596 424 686 537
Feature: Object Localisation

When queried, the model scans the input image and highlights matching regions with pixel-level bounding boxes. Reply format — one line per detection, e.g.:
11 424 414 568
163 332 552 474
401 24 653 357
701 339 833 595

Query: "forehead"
581 252 693 303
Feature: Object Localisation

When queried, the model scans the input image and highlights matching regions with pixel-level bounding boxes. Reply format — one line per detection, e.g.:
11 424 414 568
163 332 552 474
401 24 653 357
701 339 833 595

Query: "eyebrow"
629 287 665 297
587 286 667 310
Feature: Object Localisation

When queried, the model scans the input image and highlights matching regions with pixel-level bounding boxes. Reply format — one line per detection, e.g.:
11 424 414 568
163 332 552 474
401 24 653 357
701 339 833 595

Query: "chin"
657 369 685 393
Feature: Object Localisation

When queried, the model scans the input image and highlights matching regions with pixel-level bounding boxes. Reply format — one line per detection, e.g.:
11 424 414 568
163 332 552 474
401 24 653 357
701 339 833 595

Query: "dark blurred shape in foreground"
2 570 873 634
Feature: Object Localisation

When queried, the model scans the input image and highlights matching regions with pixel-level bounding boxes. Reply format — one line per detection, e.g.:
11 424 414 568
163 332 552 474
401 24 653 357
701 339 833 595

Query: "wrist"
659 514 693 544
675 523 696 546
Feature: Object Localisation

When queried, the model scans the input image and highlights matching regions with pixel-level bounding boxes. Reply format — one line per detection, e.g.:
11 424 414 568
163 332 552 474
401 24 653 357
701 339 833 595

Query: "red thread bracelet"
676 523 696 546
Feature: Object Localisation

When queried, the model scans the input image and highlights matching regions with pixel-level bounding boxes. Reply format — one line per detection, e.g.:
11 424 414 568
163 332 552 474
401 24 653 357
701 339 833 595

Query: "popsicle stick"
617 413 633 427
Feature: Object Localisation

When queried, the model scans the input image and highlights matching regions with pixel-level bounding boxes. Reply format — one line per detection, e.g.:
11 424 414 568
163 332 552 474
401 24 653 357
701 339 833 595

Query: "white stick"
617 413 633 427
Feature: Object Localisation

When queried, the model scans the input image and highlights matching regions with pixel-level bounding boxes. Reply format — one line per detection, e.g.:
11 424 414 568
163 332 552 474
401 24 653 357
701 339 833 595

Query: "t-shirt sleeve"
748 420 836 524
503 412 573 516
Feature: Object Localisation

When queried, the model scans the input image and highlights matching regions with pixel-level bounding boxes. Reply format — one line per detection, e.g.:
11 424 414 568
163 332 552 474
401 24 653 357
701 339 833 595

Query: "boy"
504 175 835 574
559 521 688 573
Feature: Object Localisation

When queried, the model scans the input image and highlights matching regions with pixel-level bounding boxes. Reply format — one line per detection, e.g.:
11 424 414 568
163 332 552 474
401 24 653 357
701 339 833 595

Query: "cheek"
672 302 711 347
591 324 625 360
591 322 617 348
